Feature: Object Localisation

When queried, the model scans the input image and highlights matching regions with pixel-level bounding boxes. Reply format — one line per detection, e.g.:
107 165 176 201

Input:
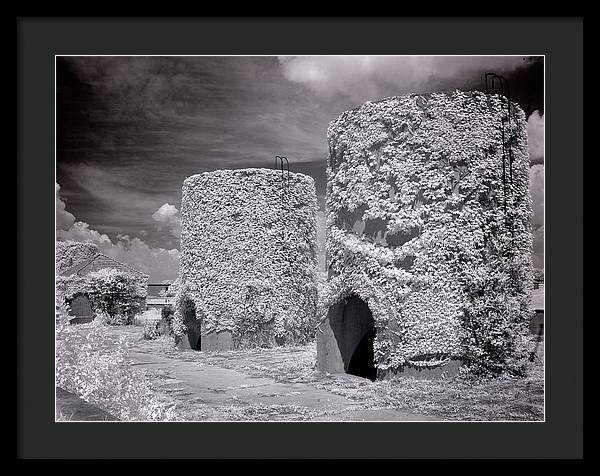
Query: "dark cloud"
57 56 544 275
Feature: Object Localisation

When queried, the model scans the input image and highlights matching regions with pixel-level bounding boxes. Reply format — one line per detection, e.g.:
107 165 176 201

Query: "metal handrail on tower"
274 155 290 198
485 72 514 220
274 155 292 270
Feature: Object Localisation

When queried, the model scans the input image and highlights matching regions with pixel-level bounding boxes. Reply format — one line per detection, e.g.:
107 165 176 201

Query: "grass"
55 409 74 421
62 324 544 421
56 320 178 421
174 335 542 420
125 326 544 421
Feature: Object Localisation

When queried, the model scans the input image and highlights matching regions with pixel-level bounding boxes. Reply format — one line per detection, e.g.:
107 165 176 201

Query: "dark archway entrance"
68 293 94 324
330 295 377 381
182 299 201 350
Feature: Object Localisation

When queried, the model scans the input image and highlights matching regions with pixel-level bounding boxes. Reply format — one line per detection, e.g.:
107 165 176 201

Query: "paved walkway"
128 350 439 421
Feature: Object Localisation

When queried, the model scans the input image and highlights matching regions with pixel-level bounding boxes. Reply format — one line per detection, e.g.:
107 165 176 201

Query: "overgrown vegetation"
55 309 176 421
86 269 146 325
148 337 543 421
325 91 534 377
174 169 318 348
56 268 147 325
55 240 98 274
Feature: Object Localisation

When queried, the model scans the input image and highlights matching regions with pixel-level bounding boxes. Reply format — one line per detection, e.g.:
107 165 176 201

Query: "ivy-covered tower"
174 168 318 351
317 91 534 379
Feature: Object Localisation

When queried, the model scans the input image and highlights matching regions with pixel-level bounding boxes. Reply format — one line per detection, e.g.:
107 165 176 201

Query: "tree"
87 269 146 325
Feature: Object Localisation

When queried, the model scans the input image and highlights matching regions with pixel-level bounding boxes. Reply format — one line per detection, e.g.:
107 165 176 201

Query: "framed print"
17 17 583 460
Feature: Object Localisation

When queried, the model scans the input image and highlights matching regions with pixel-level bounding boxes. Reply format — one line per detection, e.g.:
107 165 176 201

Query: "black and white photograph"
52 54 547 423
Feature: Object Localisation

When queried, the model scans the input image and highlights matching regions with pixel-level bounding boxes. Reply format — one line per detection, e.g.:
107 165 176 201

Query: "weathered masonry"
317 91 534 379
174 168 319 351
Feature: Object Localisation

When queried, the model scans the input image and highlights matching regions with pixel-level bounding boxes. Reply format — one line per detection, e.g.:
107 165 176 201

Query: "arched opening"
347 327 377 380
182 298 201 350
68 293 94 324
330 294 377 381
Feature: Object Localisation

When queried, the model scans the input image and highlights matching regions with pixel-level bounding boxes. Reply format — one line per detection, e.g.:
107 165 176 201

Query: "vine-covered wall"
321 91 534 376
175 168 318 349
56 241 99 274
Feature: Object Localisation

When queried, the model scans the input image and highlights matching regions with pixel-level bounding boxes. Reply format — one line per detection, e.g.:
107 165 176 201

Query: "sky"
56 56 544 281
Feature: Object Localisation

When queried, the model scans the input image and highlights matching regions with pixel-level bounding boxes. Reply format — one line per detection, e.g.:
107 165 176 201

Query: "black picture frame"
17 17 583 459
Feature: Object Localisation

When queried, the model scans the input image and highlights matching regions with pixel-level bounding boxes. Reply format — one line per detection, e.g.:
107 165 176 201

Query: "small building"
146 283 174 310
58 250 149 323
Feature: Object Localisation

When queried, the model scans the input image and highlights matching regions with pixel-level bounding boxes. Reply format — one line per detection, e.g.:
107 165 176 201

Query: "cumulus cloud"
529 164 544 227
532 224 544 270
529 164 544 269
279 56 526 102
56 183 75 231
152 203 181 238
527 110 544 165
103 234 180 281
57 221 112 246
56 185 179 281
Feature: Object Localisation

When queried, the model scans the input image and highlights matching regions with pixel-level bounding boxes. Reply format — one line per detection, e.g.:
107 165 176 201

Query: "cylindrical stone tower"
317 91 533 379
174 168 318 351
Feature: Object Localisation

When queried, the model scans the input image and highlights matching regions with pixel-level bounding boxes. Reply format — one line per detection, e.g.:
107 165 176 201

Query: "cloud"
532 225 544 269
152 203 181 238
56 183 75 231
529 164 544 227
56 184 179 281
527 110 544 165
529 164 544 269
105 234 180 282
278 56 526 102
57 221 113 246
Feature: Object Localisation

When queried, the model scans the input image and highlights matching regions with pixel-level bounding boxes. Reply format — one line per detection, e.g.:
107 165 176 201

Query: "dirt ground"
93 326 544 422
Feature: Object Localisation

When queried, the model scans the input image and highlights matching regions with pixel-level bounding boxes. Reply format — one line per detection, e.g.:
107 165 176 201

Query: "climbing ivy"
324 91 534 377
174 168 318 348
55 268 147 325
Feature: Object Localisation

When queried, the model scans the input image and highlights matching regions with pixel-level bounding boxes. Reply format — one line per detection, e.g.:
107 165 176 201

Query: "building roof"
60 253 148 278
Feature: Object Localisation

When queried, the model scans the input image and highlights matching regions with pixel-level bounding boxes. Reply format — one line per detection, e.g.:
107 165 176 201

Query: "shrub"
143 321 161 340
55 317 176 421
161 305 175 335
135 308 162 325
86 269 146 325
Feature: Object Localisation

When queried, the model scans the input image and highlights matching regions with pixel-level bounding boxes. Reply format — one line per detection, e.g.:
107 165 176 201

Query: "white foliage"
175 168 318 348
326 91 534 374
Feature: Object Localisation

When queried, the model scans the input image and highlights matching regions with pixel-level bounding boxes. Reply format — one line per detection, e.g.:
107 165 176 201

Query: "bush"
161 305 175 336
86 269 146 325
135 308 162 325
143 321 161 340
55 318 176 421
98 312 129 326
